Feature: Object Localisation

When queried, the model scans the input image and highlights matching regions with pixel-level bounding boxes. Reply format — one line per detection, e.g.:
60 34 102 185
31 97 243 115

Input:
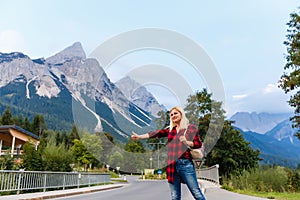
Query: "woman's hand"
179 136 193 147
179 135 187 143
131 132 140 140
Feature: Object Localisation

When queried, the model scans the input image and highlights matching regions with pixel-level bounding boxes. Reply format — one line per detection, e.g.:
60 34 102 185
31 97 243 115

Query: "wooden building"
0 125 39 157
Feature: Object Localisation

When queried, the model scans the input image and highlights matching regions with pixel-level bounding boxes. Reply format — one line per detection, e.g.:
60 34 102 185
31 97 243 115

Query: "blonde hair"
169 106 189 131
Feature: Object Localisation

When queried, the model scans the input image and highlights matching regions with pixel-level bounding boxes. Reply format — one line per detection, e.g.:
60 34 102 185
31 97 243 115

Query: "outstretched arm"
131 132 149 140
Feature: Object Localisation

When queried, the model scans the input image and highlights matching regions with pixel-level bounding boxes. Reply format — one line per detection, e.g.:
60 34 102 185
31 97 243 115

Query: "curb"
1 184 126 200
19 185 124 200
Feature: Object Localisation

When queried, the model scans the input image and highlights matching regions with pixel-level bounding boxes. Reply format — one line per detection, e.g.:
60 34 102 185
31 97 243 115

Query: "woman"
132 106 206 200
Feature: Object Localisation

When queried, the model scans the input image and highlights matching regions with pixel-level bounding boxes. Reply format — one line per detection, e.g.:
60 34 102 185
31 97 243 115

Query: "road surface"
49 176 267 200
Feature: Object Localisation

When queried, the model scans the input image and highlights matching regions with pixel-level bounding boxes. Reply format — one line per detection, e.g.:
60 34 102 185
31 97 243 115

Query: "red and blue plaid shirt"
148 123 202 183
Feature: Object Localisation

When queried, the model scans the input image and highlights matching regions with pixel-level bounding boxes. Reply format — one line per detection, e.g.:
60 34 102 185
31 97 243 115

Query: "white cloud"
226 84 293 117
232 94 248 100
0 30 25 53
263 83 280 94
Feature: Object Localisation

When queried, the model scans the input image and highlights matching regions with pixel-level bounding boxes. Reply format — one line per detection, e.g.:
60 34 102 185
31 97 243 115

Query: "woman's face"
170 109 182 124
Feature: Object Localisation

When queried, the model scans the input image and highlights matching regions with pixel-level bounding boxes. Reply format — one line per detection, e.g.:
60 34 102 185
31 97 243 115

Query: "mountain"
46 42 86 64
241 128 300 168
0 42 157 142
265 119 299 144
231 111 300 167
230 112 292 134
2 43 298 167
115 76 166 117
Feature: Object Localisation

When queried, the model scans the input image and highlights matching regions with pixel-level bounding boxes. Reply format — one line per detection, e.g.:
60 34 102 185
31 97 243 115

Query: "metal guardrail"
0 170 110 194
196 164 220 185
0 165 218 195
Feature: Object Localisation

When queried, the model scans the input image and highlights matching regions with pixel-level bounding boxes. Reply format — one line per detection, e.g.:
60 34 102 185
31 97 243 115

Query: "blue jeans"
169 159 206 200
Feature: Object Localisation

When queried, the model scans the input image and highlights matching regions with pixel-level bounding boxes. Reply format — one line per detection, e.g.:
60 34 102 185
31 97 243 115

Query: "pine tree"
13 114 24 127
23 116 32 132
32 115 47 136
1 107 14 125
68 125 80 147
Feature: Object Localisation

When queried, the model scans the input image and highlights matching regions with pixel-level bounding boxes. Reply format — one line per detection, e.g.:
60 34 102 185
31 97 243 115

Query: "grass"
222 166 300 199
233 189 300 200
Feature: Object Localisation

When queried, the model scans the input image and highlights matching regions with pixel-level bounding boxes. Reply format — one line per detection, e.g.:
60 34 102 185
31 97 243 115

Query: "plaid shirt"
148 124 202 183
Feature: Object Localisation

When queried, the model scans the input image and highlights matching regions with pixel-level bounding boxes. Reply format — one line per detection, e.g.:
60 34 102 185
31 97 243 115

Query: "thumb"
132 131 137 135
131 132 139 139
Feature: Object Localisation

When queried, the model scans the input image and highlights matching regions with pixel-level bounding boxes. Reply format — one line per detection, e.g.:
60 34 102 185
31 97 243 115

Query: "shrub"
223 166 289 192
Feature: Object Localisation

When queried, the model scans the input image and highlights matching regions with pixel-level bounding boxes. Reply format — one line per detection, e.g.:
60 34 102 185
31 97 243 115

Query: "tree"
108 151 124 169
0 153 13 170
68 125 80 147
81 132 102 164
13 114 24 127
279 7 300 139
23 116 32 131
185 89 225 151
55 131 61 145
71 139 97 171
32 114 47 136
96 132 115 164
125 139 145 153
41 138 72 172
206 120 260 177
1 107 14 125
184 89 260 177
22 142 43 171
60 131 69 147
123 139 148 173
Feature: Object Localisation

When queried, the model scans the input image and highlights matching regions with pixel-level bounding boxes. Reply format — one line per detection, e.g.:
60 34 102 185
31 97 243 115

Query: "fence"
0 170 110 194
196 164 219 185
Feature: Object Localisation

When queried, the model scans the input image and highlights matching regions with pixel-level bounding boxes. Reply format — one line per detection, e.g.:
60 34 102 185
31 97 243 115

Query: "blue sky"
0 0 299 117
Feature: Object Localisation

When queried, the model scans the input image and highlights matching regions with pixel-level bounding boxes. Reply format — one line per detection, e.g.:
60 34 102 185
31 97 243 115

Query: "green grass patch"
233 190 300 200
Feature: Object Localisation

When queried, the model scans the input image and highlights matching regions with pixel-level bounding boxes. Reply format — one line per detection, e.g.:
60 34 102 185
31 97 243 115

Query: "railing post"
63 174 65 190
43 173 47 192
88 174 90 187
77 173 81 188
17 172 22 194
216 164 220 185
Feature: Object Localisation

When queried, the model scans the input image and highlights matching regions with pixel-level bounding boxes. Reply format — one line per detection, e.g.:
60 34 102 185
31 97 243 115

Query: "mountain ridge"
0 42 158 141
115 76 166 117
230 111 292 134
232 112 300 167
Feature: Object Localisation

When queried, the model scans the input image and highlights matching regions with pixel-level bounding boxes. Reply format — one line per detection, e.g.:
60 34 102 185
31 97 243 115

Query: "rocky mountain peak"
0 52 30 63
265 119 299 143
46 42 86 65
115 76 166 117
230 112 292 134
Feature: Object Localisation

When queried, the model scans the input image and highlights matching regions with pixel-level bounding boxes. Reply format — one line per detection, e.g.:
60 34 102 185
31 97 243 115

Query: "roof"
0 125 39 140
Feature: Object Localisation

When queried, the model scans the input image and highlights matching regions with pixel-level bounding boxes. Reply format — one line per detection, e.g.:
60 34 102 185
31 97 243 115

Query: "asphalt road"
50 176 267 200
51 176 195 200
2 175 268 200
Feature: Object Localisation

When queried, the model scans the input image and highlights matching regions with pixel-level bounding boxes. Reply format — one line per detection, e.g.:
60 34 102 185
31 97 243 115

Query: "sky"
0 0 299 117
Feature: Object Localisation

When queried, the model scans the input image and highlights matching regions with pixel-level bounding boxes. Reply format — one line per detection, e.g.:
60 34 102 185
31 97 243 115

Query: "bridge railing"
195 164 219 185
0 170 110 194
